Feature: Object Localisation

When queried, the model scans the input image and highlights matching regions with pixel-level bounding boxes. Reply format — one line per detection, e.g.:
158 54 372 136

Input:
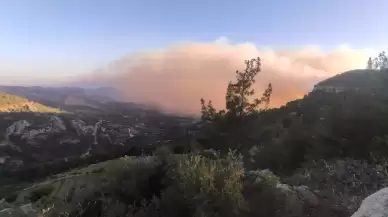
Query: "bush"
29 185 54 202
243 169 303 217
54 153 345 217
91 168 105 174
4 192 18 203
159 151 246 217
285 159 388 214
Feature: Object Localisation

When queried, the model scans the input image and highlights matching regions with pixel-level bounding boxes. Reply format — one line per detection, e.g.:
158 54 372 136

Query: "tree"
367 57 373 69
370 51 388 70
200 57 272 122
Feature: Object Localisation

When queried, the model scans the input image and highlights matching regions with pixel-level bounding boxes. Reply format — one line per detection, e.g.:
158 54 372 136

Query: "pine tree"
200 57 272 122
367 57 373 69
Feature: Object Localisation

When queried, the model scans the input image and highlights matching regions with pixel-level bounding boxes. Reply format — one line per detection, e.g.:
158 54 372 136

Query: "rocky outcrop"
0 203 37 217
3 116 138 149
287 159 388 214
4 120 31 141
3 116 69 146
294 185 319 207
70 119 137 146
49 116 66 131
351 187 388 217
70 120 94 136
244 169 318 204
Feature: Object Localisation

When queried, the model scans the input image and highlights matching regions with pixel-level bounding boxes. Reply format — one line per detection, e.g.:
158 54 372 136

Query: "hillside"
314 69 388 91
0 90 197 190
0 86 159 116
0 92 62 113
2 68 388 217
0 153 354 217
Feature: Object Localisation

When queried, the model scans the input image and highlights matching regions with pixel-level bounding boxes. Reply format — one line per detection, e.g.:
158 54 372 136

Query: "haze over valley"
69 40 375 114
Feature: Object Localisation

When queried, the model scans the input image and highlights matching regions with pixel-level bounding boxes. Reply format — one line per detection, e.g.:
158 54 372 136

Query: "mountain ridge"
0 92 62 113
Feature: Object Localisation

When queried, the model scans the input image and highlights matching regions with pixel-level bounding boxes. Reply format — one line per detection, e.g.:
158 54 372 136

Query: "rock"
71 120 87 136
81 148 92 158
0 208 26 217
92 120 105 145
50 116 66 131
5 120 31 141
0 199 15 211
244 169 280 187
0 156 10 164
351 187 388 217
0 142 21 152
248 145 260 157
19 204 36 216
200 149 219 160
276 183 293 193
294 185 319 207
59 138 80 145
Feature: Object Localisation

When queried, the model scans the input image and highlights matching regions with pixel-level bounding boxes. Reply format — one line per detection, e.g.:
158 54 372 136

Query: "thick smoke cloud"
71 38 374 115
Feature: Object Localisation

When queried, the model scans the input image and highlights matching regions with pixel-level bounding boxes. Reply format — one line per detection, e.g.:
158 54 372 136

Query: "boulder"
19 204 36 216
244 169 280 187
244 169 304 217
351 187 388 217
294 185 319 207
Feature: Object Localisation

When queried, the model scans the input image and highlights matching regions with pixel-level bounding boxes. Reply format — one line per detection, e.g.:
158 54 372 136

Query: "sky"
0 1 387 113
0 0 387 80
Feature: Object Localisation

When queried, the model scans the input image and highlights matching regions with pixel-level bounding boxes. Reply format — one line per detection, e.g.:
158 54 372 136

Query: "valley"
1 65 388 217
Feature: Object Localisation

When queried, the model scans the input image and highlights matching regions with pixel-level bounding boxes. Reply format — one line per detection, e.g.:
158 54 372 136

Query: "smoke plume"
70 38 374 115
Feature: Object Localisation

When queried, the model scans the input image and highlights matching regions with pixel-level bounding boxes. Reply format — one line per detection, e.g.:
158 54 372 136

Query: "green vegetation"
4 54 388 217
315 69 388 89
29 185 55 203
8 154 308 217
200 57 272 152
201 57 272 122
367 51 388 70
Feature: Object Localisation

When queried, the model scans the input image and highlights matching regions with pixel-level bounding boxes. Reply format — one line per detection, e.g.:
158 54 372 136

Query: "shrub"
4 192 18 203
160 151 246 217
91 168 105 174
153 146 172 163
29 185 54 202
243 169 303 217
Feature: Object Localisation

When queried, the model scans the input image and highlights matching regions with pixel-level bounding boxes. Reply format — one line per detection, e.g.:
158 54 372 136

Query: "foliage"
162 151 245 217
199 57 272 151
4 192 18 203
368 51 388 70
29 185 55 202
243 170 304 217
200 57 272 122
12 153 352 217
370 135 388 162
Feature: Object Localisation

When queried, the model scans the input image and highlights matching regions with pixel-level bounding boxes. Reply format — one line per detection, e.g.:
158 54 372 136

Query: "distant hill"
314 69 388 92
0 92 62 113
0 86 141 115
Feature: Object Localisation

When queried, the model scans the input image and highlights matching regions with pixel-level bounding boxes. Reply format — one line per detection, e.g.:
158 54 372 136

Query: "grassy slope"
0 156 156 213
0 92 63 113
